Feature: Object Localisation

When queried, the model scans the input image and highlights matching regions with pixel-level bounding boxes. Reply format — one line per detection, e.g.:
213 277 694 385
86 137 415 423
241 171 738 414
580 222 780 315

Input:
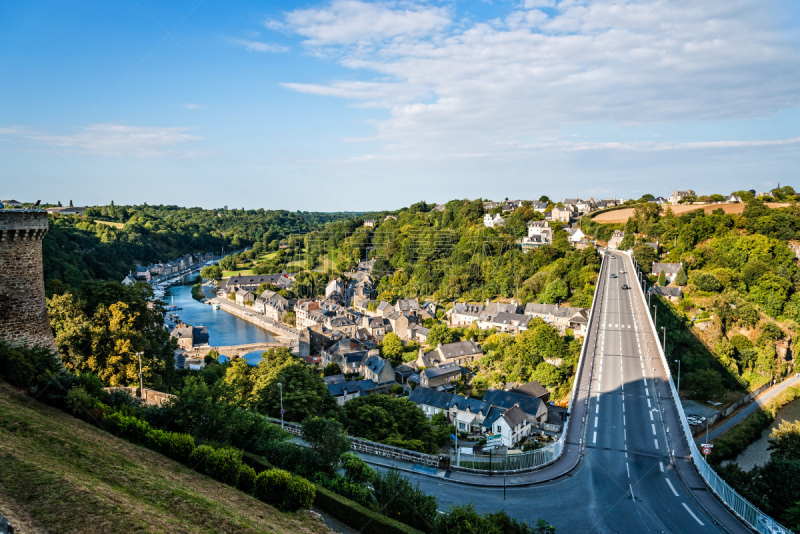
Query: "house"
384 215 398 221
524 303 589 336
121 274 138 286
652 197 669 204
417 340 483 368
253 290 289 320
410 325 430 343
361 316 388 339
519 220 554 252
532 201 548 213
221 274 295 293
327 379 391 405
235 289 255 306
325 278 344 299
654 285 683 303
487 405 532 448
483 201 502 211
509 380 551 403
45 206 87 215
502 199 524 212
362 354 395 384
482 388 548 423
0 199 22 207
479 311 531 334
394 298 420 315
483 213 505 228
170 325 210 350
420 362 462 389
608 230 624 250
408 387 453 417
421 301 437 316
433 204 446 212
725 195 742 203
327 315 357 337
364 219 376 227
564 227 586 244
551 206 572 223
670 190 695 205
652 263 682 283
448 302 484 326
135 267 151 281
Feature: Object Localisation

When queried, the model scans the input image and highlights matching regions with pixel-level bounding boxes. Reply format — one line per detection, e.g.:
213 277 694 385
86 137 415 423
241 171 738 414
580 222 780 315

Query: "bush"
0 342 61 388
372 469 438 533
188 444 216 471
167 433 195 464
341 452 375 484
313 484 421 534
237 463 257 495
284 475 316 511
254 469 291 507
65 385 98 416
204 447 242 486
103 411 152 444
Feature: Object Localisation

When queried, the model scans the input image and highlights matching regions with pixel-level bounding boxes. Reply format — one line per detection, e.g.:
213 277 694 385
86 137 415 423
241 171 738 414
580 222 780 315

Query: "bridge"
186 341 289 360
360 251 784 533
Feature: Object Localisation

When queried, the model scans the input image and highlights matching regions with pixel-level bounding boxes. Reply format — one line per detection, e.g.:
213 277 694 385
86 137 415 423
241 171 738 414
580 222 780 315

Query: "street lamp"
652 304 658 325
675 359 681 395
277 382 284 429
661 326 666 354
137 351 144 394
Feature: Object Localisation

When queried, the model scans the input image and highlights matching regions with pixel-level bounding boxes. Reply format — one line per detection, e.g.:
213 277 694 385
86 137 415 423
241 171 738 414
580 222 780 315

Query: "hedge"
313 484 422 534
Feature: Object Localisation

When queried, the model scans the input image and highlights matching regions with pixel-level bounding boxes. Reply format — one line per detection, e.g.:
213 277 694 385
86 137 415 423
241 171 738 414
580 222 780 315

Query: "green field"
0 381 331 534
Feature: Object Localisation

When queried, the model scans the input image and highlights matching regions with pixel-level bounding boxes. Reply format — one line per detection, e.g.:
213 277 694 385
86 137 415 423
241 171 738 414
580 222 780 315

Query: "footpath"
699 374 800 444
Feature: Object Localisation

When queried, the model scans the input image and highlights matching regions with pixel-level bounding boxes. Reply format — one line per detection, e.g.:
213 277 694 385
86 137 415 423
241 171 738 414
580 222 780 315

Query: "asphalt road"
367 253 756 533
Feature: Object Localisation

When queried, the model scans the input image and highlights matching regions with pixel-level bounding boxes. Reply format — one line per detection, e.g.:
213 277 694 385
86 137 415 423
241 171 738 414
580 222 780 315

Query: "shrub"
29 371 82 410
103 411 152 444
237 463 257 495
65 385 98 417
284 475 316 511
188 444 216 472
168 433 195 464
204 447 242 486
341 452 375 484
0 342 61 388
313 484 421 534
254 469 291 507
146 428 172 456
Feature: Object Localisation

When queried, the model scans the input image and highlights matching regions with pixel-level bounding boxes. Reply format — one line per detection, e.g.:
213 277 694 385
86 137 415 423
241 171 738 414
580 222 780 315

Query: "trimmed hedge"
313 484 422 534
255 469 291 506
236 464 257 495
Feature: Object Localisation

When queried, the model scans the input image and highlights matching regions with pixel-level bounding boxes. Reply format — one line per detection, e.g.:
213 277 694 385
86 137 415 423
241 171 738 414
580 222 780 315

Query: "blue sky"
2 0 799 211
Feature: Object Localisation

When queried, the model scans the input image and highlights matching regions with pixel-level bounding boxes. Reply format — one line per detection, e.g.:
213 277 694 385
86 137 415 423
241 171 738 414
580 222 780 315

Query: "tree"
380 332 404 362
372 469 438 533
657 270 667 287
323 362 342 376
69 199 73 207
426 325 459 346
201 265 223 280
632 244 657 274
767 420 800 462
682 369 725 400
539 279 568 304
340 452 375 484
531 362 563 387
675 266 688 286
301 416 350 472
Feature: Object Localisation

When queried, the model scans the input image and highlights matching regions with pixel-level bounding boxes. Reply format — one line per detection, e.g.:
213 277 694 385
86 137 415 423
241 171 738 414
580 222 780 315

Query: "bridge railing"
625 252 790 534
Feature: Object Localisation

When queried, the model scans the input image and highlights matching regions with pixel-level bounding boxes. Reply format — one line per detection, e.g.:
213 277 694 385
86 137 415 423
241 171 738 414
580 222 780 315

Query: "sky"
1 0 800 212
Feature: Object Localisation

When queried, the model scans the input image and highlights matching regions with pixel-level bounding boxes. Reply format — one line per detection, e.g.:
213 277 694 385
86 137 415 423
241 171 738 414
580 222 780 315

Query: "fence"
626 252 790 534
689 380 773 437
454 438 564 474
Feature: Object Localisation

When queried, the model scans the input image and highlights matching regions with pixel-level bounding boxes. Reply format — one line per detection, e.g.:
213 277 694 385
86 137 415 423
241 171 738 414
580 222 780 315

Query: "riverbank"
723 397 800 470
709 383 800 463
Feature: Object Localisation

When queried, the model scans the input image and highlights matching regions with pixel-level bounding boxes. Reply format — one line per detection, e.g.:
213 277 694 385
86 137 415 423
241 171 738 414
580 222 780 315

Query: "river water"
726 398 800 471
165 284 276 347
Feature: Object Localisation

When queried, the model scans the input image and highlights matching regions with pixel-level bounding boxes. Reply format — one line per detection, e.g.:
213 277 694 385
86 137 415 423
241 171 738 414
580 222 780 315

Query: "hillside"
591 202 789 223
0 381 333 534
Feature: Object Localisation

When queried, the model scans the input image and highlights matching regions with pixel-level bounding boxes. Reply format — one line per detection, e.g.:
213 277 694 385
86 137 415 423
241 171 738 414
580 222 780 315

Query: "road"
701 374 800 444
363 253 754 533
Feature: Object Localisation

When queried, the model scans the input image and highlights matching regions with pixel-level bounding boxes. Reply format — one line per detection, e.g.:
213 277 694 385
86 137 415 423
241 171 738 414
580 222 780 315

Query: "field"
95 220 124 229
0 381 332 534
591 202 789 224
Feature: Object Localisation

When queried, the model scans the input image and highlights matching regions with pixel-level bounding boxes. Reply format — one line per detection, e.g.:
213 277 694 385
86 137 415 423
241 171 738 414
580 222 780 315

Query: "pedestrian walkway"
698 375 800 444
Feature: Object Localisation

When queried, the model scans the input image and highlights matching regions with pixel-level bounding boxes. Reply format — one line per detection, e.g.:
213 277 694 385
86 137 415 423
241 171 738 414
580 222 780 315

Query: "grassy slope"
0 381 331 534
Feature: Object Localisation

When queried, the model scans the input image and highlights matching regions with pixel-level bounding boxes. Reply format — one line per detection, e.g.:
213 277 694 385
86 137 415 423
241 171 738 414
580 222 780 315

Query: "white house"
670 190 695 205
483 213 506 228
652 263 682 283
488 405 531 447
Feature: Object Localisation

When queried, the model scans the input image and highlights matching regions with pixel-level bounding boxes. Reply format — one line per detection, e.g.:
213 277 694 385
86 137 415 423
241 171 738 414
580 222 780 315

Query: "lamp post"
652 304 658 326
277 382 284 429
661 326 666 354
675 358 681 395
137 351 144 394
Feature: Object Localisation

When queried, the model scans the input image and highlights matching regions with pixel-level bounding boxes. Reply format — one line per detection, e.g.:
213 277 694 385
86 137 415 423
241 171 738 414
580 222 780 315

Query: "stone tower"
0 209 58 352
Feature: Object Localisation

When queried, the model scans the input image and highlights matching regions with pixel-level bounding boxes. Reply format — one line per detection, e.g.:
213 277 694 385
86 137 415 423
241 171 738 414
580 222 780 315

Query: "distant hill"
0 381 332 534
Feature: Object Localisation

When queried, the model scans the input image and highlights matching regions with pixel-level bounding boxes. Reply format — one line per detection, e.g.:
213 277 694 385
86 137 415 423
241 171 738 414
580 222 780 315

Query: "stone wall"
0 210 57 352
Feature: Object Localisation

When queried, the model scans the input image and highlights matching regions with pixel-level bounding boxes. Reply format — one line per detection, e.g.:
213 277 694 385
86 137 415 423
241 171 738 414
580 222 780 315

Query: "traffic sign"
280 409 285 415
702 446 711 455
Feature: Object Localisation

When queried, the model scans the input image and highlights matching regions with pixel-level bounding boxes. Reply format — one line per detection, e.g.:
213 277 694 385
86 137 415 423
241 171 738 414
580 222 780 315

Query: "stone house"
551 206 573 223
363 219 376 227
608 230 624 249
448 302 484 326
417 340 483 368
325 278 344 299
170 325 209 350
362 354 395 384
652 262 682 283
670 190 695 205
420 362 462 389
654 285 683 303
524 303 589 336
253 289 288 320
235 289 255 306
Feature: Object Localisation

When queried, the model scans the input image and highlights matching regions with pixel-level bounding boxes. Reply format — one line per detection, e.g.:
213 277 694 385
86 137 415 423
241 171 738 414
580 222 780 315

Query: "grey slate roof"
422 362 461 379
501 405 528 428
482 389 545 418
323 374 346 385
364 355 386 374
509 381 549 399
408 387 453 409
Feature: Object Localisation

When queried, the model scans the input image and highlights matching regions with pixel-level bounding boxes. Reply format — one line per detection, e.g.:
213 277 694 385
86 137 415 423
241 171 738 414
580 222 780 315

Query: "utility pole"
277 382 284 429
675 359 681 395
662 326 667 354
652 305 658 326
137 351 144 395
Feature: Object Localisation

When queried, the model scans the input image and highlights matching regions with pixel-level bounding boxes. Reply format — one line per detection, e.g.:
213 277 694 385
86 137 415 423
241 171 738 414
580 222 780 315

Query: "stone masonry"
0 210 58 352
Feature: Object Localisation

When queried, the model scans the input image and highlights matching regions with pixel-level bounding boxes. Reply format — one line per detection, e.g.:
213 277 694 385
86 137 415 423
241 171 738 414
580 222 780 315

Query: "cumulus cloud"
277 0 800 159
268 0 451 45
0 123 211 158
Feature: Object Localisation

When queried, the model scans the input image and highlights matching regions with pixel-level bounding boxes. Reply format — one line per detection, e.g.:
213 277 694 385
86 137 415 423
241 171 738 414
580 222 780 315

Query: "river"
725 398 800 471
165 284 276 347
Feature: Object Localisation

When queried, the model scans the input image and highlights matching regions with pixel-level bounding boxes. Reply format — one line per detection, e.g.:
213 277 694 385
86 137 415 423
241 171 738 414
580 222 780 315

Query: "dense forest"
42 204 358 294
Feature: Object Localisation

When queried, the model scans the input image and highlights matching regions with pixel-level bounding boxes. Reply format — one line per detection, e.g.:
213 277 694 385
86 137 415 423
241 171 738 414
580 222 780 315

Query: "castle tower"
0 209 58 352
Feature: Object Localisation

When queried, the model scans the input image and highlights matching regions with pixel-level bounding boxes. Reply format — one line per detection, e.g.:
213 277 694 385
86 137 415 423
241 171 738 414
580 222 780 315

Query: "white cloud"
230 38 288 53
0 123 211 158
277 0 800 160
269 0 451 45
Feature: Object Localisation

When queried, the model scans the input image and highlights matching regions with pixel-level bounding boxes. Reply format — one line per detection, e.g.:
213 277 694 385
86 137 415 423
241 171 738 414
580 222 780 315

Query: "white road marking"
645 387 649 395
593 431 597 444
652 424 657 435
630 484 635 502
596 404 599 414
623 415 626 425
647 399 652 408
654 439 660 449
595 417 598 428
659 462 664 472
682 503 705 526
626 463 630 478
624 429 627 441
649 412 654 421
622 404 625 412
666 478 679 497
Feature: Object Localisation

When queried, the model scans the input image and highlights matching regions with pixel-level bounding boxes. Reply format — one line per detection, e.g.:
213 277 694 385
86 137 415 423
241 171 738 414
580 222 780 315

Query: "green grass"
0 382 330 534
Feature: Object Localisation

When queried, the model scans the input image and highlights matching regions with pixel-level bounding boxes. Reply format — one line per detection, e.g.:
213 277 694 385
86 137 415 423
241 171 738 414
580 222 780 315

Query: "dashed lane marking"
651 424 657 435
682 503 705 526
593 431 597 444
666 478 679 497
654 439 660 450
659 462 664 472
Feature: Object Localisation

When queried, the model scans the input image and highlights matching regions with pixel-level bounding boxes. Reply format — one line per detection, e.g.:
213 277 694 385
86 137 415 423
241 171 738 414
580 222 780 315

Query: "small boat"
213 304 220 310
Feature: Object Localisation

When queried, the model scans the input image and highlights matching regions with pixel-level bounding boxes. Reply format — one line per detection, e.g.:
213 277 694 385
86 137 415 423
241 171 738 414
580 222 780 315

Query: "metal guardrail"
625 251 790 534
